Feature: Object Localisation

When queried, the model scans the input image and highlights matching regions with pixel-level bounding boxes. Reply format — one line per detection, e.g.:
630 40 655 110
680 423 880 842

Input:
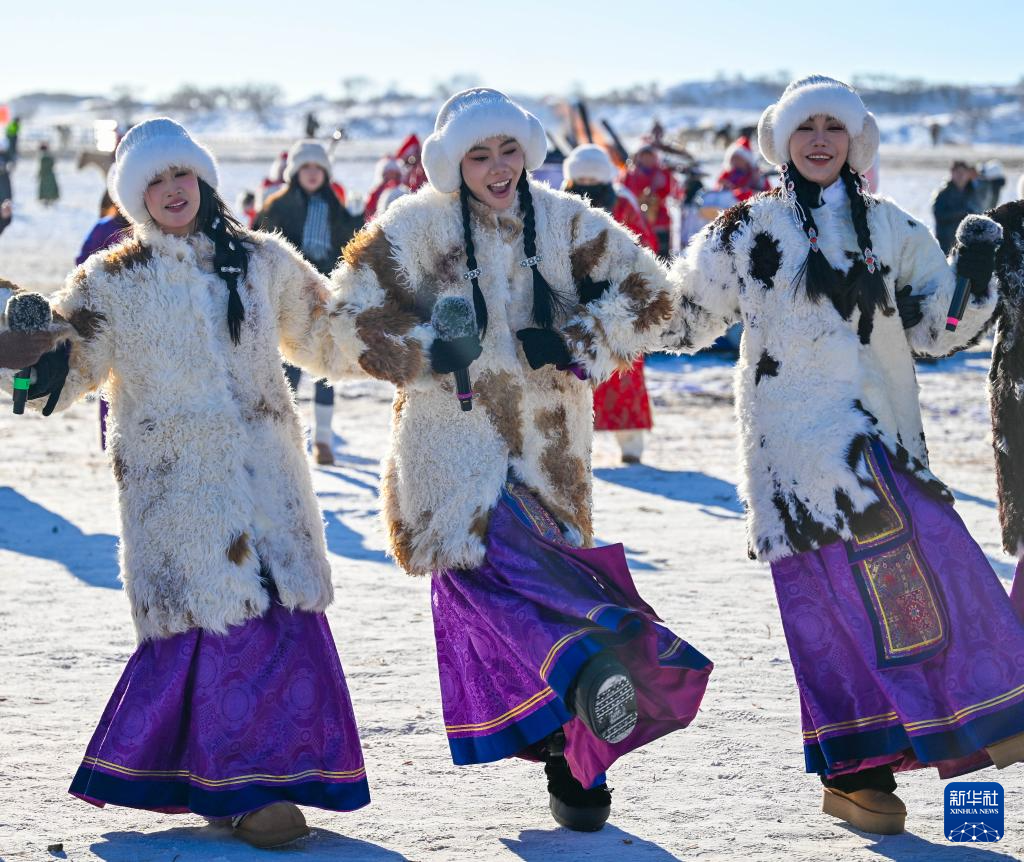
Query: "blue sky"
3 0 1021 101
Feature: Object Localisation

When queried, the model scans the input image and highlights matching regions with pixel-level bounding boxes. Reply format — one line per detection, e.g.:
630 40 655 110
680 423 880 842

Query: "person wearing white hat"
562 144 655 464
363 156 405 222
665 75 1022 835
5 118 371 848
329 88 713 832
256 138 362 466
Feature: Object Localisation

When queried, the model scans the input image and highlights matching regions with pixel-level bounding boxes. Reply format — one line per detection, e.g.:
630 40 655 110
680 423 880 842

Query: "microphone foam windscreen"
955 214 1003 247
5 292 52 332
431 295 477 341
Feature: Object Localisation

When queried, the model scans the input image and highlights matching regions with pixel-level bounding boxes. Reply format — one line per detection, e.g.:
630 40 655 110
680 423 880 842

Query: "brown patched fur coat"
328 181 675 575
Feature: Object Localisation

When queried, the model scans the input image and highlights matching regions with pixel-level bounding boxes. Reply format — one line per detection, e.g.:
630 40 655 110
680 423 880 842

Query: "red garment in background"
622 165 675 231
593 187 655 433
715 167 770 202
613 190 658 251
594 357 653 432
364 178 400 222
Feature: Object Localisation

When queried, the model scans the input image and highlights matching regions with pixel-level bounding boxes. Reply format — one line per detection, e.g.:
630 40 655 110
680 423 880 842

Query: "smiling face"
459 136 525 210
143 167 201 235
788 115 850 187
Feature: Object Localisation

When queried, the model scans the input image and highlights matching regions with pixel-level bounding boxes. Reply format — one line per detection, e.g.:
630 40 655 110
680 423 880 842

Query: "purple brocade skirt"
772 441 1024 779
69 601 369 817
431 483 713 790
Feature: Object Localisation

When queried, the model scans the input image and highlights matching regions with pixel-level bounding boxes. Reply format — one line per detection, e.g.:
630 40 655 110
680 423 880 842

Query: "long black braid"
787 162 891 343
516 171 572 329
195 178 251 345
787 162 846 305
459 181 489 336
839 163 891 342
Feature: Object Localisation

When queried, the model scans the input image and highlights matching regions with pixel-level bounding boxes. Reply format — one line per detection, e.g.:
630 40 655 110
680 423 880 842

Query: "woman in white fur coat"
9 119 368 849
328 88 712 832
668 75 1024 835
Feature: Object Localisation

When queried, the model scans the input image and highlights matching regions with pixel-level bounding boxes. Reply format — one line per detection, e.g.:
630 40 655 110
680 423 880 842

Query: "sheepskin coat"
987 200 1024 555
665 181 997 562
17 223 354 641
328 180 674 576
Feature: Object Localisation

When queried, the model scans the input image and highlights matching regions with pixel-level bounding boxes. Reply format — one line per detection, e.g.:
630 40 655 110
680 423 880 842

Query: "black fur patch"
576 276 610 305
714 202 751 250
754 350 779 384
749 233 781 289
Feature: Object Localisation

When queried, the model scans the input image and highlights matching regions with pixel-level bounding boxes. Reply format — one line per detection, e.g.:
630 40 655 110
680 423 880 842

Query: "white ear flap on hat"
524 113 548 172
422 133 460 194
847 112 879 174
757 105 781 166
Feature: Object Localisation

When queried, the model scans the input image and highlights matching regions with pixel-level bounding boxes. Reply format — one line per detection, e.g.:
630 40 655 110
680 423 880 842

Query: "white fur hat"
422 88 547 194
723 137 758 170
564 144 617 185
110 118 219 225
757 75 879 173
285 139 331 182
374 156 403 184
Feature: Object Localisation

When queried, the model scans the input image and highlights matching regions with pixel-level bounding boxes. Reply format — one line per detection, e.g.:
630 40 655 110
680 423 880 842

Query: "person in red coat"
622 144 676 257
563 144 654 463
363 157 403 222
715 136 770 201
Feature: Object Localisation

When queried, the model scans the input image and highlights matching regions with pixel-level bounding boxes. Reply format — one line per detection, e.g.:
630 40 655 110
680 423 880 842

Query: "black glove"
895 285 924 330
430 335 482 375
24 344 69 416
956 242 998 298
516 327 572 371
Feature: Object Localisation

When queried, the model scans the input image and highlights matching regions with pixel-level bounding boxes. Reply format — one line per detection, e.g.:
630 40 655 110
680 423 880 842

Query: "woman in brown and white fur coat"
6 119 368 849
328 88 713 832
667 75 1024 836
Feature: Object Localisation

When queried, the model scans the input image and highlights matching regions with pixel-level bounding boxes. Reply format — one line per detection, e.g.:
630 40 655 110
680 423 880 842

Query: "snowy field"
0 155 1023 861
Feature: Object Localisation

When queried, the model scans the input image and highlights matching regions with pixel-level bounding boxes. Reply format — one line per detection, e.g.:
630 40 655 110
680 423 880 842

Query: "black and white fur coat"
327 181 675 576
6 224 355 641
665 181 997 562
987 199 1024 556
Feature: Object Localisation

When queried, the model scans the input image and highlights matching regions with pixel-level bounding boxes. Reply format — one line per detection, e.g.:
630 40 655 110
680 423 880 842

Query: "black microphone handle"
454 367 473 412
945 275 972 332
12 368 30 415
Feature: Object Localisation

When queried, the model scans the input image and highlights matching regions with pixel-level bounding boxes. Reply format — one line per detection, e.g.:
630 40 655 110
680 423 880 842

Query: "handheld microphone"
5 292 52 414
946 215 1003 332
431 296 479 412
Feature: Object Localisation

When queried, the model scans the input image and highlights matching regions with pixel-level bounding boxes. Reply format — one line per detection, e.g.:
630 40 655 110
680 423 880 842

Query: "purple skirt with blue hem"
772 441 1024 780
69 601 369 818
431 483 712 790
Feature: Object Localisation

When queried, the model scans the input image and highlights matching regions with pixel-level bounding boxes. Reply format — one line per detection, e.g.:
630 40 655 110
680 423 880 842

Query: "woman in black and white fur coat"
5 119 369 848
667 76 1024 835
328 88 713 832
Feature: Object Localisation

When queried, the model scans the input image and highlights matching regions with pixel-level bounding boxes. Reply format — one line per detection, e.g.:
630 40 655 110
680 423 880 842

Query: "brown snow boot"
233 801 310 848
822 787 906 835
986 730 1024 769
314 442 335 466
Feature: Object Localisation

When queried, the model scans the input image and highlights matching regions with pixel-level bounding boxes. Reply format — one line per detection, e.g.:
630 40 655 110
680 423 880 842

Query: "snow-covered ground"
0 157 1022 861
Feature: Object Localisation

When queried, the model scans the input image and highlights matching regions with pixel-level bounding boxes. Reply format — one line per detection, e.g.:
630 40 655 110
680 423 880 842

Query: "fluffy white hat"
564 144 617 185
110 118 219 225
422 88 547 194
285 139 332 182
757 75 879 173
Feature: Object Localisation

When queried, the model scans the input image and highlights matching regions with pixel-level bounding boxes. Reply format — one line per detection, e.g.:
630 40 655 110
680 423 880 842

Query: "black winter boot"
542 735 612 832
569 650 638 744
